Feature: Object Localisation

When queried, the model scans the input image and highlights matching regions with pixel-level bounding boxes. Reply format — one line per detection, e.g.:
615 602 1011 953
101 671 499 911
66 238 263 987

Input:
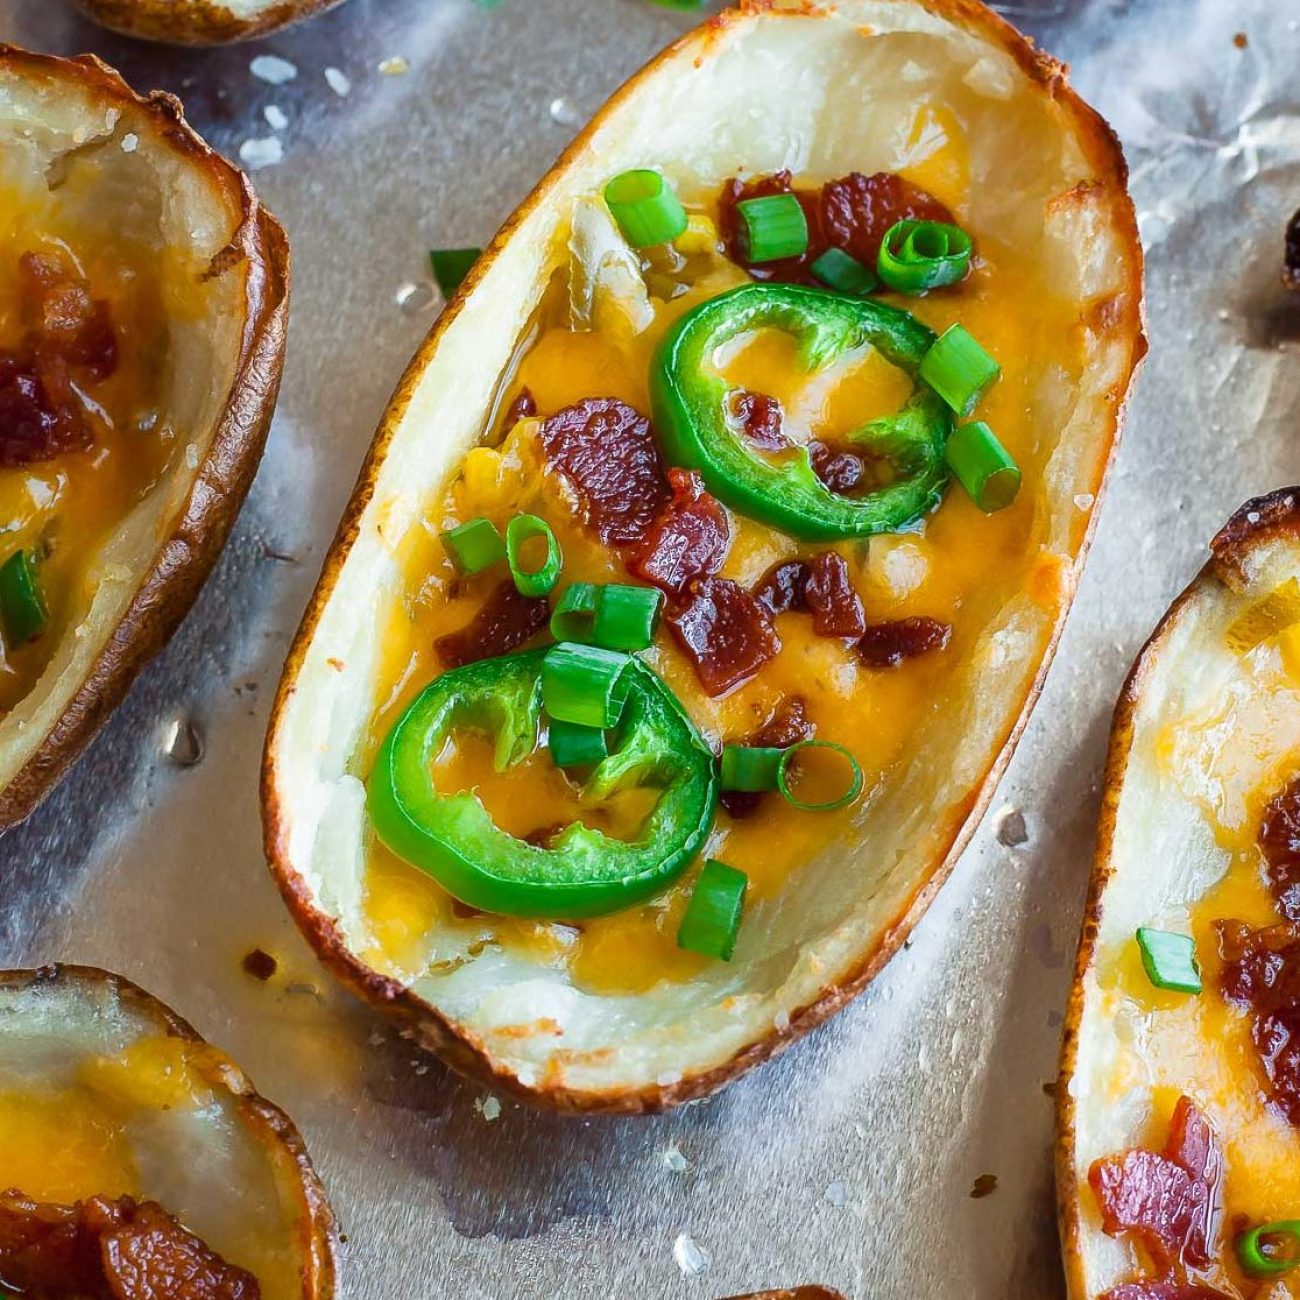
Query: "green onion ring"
505 514 563 597
777 739 864 812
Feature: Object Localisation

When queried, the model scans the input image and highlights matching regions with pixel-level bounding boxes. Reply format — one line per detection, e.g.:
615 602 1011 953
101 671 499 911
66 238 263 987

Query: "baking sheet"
0 0 1297 1295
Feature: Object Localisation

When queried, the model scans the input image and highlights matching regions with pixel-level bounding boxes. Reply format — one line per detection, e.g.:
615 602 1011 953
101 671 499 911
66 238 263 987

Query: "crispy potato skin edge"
1054 488 1300 1299
0 963 338 1298
263 0 1147 1113
0 47 289 830
68 0 347 46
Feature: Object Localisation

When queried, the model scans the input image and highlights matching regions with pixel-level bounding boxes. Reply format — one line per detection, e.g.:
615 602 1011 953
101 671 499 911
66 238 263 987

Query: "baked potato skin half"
0 963 337 1299
65 0 348 45
264 0 1144 1113
1055 488 1300 1298
0 47 288 829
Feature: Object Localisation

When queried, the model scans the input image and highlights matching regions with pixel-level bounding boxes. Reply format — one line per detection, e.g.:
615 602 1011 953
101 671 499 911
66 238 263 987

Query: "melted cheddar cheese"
358 139 1089 995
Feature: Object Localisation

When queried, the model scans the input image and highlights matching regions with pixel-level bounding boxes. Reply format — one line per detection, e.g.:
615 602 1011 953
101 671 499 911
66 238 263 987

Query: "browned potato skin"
0 47 289 829
262 0 1145 1114
67 0 348 45
724 1289 847 1299
1054 487 1300 1298
0 964 338 1298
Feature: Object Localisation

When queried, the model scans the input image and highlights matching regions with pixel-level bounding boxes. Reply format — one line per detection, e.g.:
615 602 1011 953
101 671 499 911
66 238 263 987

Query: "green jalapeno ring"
650 282 954 542
367 648 718 919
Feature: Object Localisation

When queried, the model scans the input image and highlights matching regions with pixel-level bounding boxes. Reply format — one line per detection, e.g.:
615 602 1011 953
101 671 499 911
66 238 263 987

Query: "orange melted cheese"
0 182 176 711
359 143 1089 995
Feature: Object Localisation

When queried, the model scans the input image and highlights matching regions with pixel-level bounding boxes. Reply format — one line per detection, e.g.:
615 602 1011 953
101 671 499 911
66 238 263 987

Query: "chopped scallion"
1238 1221 1300 1277
592 583 663 652
919 323 1001 417
1136 927 1202 995
720 745 783 793
777 740 864 812
551 582 599 643
735 193 809 263
810 247 878 296
0 550 48 646
877 219 973 294
441 517 505 575
677 859 748 961
541 643 631 729
604 170 688 249
547 718 609 767
430 247 481 298
945 421 1021 513
505 514 563 597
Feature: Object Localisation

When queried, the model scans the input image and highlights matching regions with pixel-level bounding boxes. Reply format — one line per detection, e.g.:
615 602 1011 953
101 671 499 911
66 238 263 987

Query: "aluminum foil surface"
0 0 1296 1295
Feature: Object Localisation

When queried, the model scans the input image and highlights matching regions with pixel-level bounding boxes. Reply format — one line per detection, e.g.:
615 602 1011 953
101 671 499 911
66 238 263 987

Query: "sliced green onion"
505 514 563 597
720 745 783 793
541 643 630 729
810 247 878 296
677 859 748 961
547 718 609 767
604 170 688 249
430 247 481 298
0 550 48 645
1136 928 1202 994
735 193 809 263
777 740 864 812
1238 1222 1300 1276
946 421 1021 513
441 517 505 574
551 582 599 643
877 219 973 294
592 584 663 652
919 323 1001 417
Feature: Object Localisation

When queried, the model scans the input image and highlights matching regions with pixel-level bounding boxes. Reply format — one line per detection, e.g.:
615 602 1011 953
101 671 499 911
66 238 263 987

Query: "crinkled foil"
0 0 1296 1295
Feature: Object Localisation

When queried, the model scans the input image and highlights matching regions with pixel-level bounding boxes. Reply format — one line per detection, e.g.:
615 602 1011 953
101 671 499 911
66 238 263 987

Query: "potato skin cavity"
264 0 1144 1112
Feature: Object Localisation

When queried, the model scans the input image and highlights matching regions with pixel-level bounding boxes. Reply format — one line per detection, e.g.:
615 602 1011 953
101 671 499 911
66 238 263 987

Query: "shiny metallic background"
0 0 1296 1295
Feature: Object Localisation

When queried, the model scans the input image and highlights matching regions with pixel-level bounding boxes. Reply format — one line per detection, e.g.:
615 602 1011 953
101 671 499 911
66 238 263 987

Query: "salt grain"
239 137 284 171
264 105 288 131
475 1095 502 1121
672 1233 709 1278
250 55 298 85
824 1179 847 1209
324 67 351 97
1073 493 1094 510
549 96 578 126
662 1143 689 1172
120 133 138 153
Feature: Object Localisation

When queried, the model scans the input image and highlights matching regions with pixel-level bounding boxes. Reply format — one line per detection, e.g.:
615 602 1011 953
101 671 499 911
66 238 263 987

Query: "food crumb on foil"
970 1173 998 1199
1285 208 1300 290
378 56 410 76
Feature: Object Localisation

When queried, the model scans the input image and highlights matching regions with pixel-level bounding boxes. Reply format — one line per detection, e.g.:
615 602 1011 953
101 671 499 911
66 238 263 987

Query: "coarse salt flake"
250 55 297 85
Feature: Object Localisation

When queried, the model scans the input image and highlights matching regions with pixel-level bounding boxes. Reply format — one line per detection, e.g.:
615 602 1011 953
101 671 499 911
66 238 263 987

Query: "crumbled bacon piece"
720 697 814 818
857 617 951 668
435 580 550 668
0 1189 260 1300
1088 1096 1222 1272
502 387 538 430
667 577 780 697
729 390 789 451
752 560 809 619
538 397 669 545
20 252 117 379
1218 918 1300 1125
820 172 955 270
1260 775 1300 921
628 468 730 599
803 552 867 639
718 170 954 287
808 440 868 495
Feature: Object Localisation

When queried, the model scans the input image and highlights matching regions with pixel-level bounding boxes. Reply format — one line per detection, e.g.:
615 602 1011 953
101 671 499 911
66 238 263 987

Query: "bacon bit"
241 948 277 981
718 170 953 287
1088 1096 1223 1272
538 397 669 546
857 616 951 668
1260 776 1300 921
808 440 868 496
435 580 550 669
720 697 814 819
628 468 730 599
0 1190 260 1299
803 552 867 639
1218 919 1300 1125
729 390 789 451
821 172 955 270
667 577 780 697
502 387 538 430
752 560 809 619
1100 1286 1235 1300
1286 209 1300 291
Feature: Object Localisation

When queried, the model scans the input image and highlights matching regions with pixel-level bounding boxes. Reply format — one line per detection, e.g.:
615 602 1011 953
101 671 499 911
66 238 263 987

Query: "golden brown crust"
1053 487 1300 1300
0 47 289 829
0 964 337 1298
263 0 1145 1113
723 1289 846 1300
68 0 347 45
